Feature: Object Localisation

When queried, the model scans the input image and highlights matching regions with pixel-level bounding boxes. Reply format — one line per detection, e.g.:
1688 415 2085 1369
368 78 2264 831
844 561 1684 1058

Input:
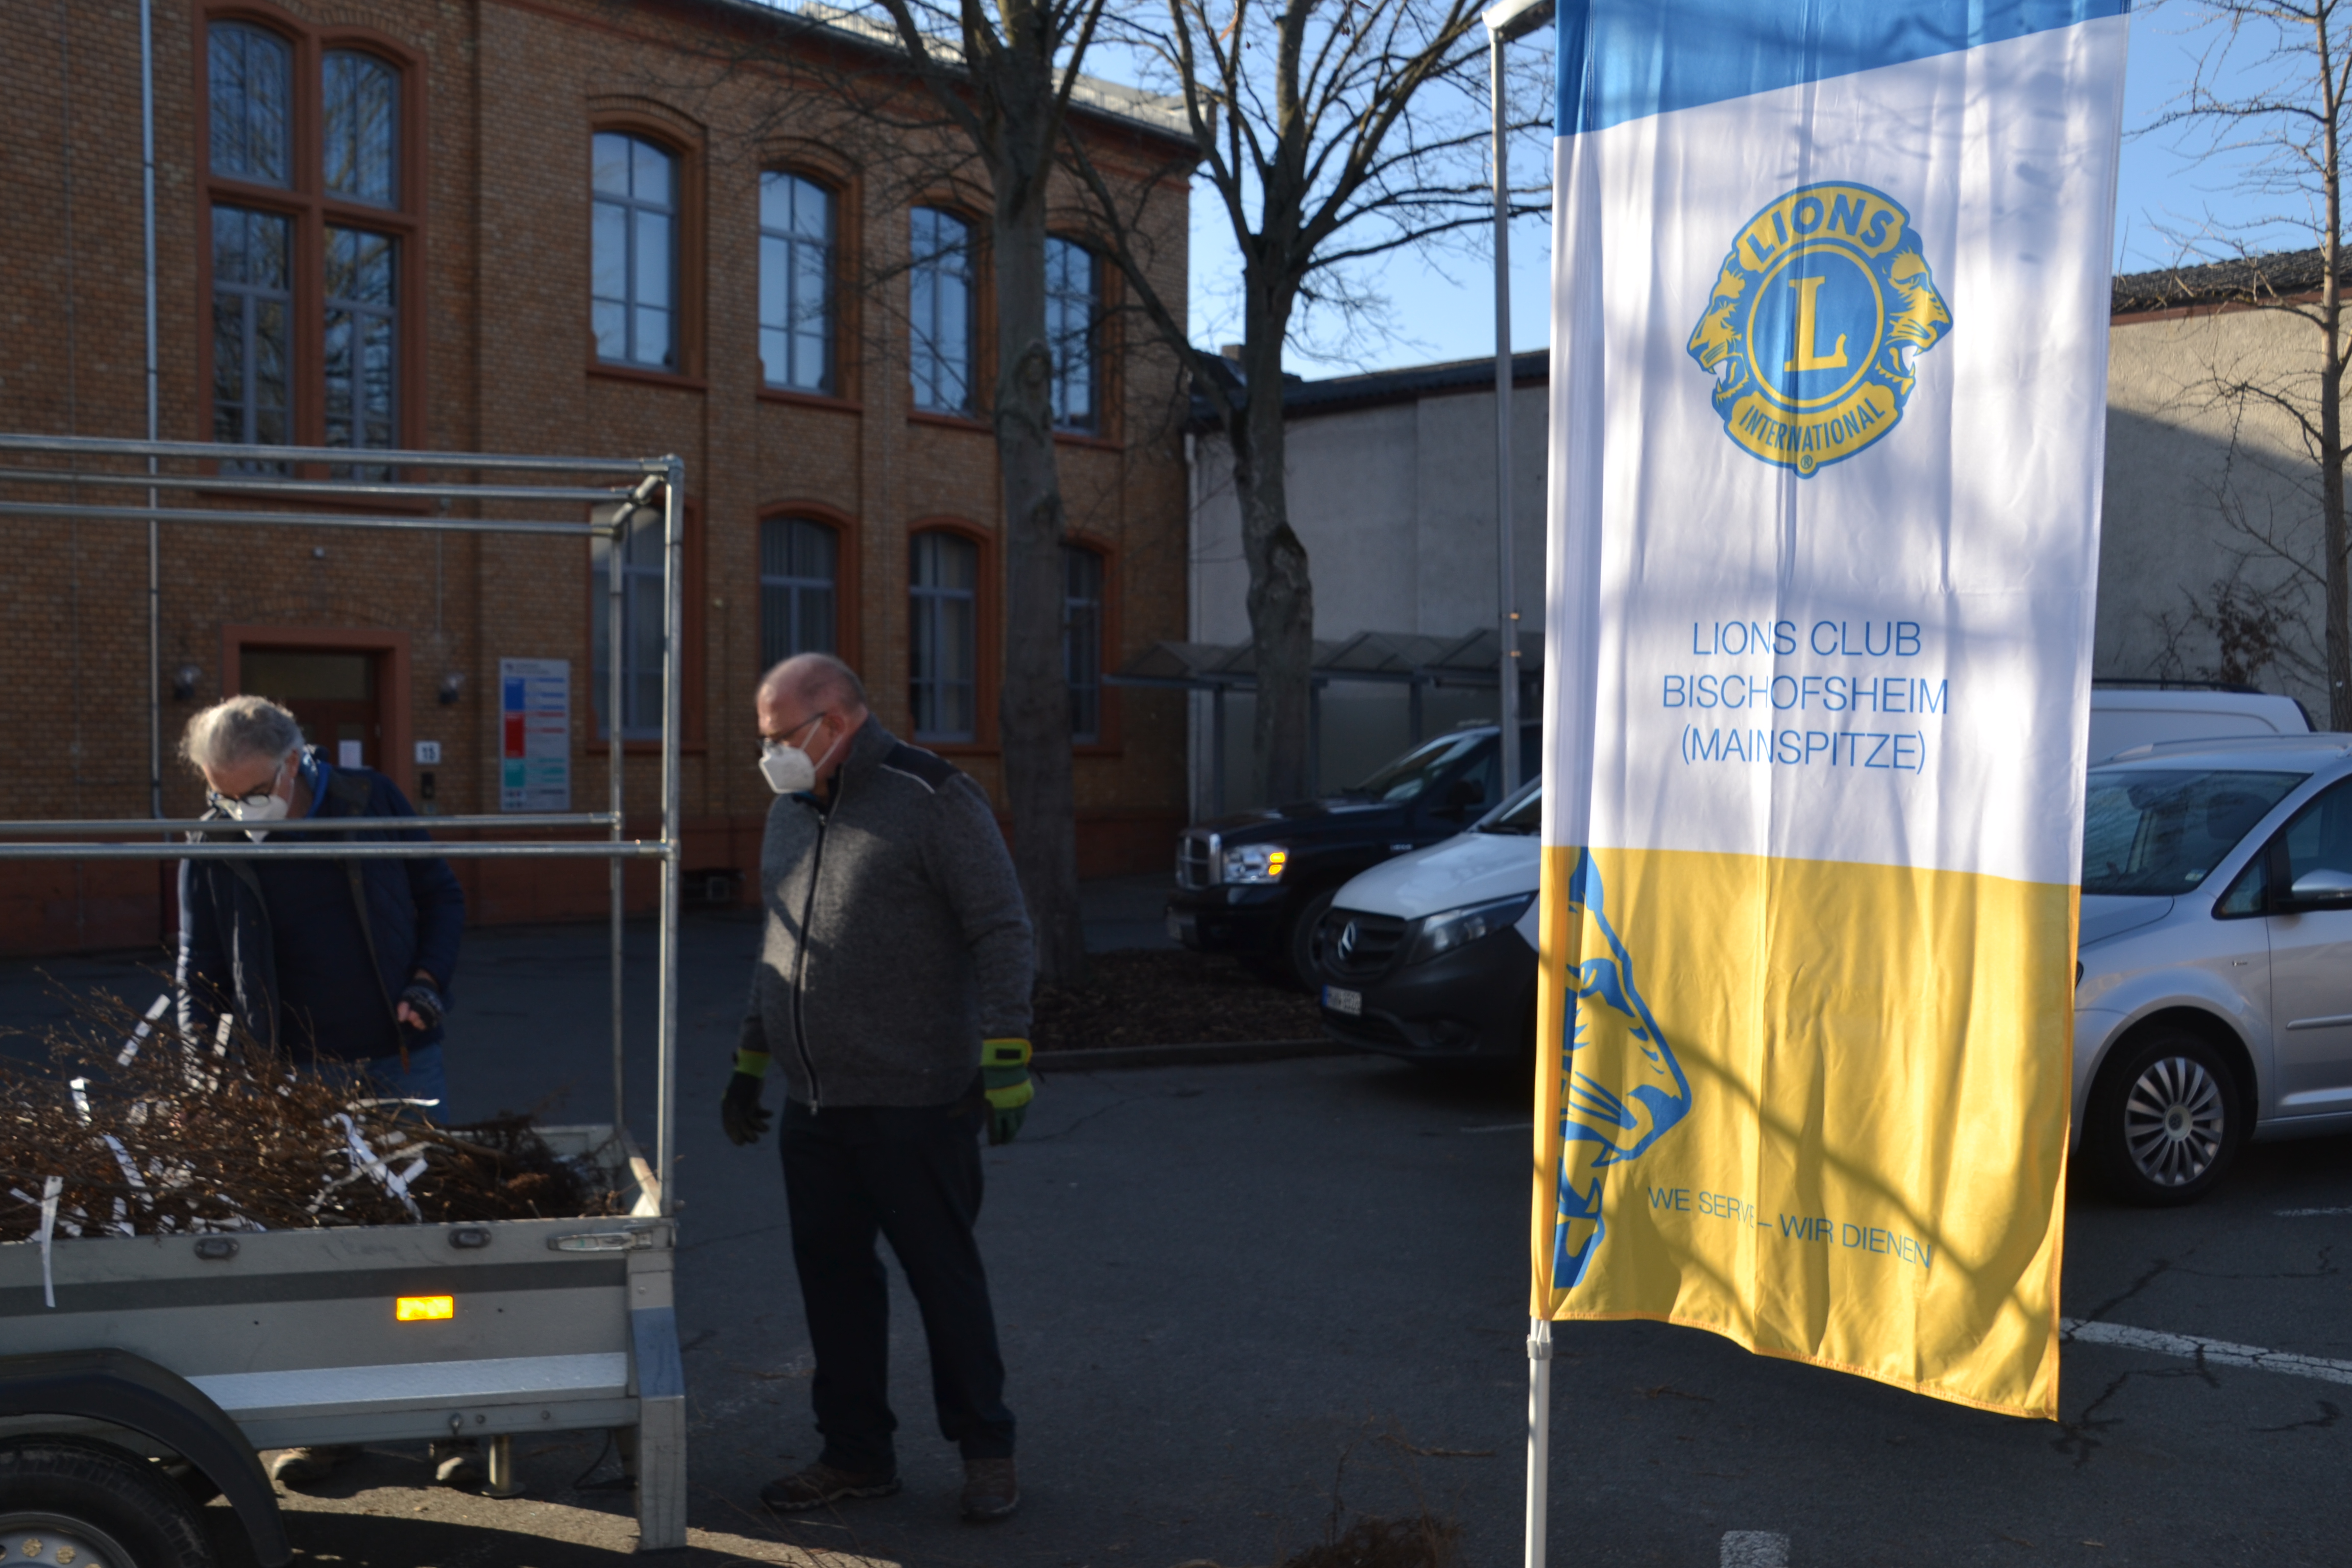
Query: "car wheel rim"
0 1511 136 1568
2122 1054 2226 1187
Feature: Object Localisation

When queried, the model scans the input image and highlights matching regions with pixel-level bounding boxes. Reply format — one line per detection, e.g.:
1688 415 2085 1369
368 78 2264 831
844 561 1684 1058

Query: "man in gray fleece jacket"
722 653 1035 1524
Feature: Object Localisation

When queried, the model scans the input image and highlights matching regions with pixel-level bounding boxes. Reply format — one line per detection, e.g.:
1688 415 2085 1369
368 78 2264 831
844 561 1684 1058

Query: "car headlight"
1406 893 1536 965
1222 843 1288 885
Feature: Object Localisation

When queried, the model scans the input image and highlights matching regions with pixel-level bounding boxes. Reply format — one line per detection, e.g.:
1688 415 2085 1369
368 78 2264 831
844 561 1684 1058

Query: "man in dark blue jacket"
175 695 468 1489
176 695 464 1102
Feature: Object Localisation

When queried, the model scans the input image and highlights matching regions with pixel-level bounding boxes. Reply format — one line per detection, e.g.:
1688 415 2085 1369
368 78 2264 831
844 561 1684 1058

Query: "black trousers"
778 1095 1015 1474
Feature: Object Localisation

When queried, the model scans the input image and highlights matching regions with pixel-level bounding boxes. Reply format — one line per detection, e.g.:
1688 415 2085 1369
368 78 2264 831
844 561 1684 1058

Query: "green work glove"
722 1049 773 1146
982 1038 1034 1146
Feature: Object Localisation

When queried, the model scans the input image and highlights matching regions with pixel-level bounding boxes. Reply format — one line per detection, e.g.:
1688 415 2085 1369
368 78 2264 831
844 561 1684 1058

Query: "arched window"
203 22 409 475
761 517 839 665
209 22 291 187
1045 237 1100 432
1063 544 1105 743
910 531 979 741
909 208 974 413
593 133 679 370
322 51 399 206
760 172 835 393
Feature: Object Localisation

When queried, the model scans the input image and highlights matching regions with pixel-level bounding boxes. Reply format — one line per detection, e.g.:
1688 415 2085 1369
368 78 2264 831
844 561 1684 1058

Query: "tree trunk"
2323 10 2352 729
990 102 1089 985
1230 289 1316 804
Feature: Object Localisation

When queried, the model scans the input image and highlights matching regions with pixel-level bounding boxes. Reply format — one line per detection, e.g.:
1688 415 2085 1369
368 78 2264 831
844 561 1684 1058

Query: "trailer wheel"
0 1437 214 1568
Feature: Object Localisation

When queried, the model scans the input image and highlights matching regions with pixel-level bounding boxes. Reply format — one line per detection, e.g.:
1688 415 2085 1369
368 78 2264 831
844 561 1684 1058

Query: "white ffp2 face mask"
760 740 815 796
759 721 845 796
222 753 299 840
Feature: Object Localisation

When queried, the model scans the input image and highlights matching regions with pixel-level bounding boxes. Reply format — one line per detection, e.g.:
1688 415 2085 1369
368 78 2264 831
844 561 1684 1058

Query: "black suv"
1164 722 1538 988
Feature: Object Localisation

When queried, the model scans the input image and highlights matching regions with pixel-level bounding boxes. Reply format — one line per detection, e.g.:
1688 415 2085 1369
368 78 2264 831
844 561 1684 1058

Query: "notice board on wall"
499 658 571 813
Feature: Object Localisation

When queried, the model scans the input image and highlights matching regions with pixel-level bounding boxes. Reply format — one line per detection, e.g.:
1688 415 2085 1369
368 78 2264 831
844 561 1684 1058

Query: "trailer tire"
0 1436 215 1568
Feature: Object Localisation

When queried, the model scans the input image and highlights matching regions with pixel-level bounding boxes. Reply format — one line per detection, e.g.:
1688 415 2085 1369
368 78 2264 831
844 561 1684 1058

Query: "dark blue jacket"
176 761 464 1061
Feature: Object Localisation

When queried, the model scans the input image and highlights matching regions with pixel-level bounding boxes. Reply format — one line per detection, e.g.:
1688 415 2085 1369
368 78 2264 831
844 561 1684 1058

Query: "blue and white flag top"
1531 2 2129 1418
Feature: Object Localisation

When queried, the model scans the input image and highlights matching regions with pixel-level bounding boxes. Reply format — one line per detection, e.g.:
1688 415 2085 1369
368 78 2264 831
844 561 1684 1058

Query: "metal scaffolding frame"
0 434 688 1219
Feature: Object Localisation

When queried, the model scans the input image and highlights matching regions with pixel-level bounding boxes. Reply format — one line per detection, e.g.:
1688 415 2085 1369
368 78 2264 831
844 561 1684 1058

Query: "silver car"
2075 734 2352 1204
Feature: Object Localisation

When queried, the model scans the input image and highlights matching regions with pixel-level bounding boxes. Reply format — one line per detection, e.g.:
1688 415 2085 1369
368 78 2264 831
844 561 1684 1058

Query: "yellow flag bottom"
1528 845 2075 1418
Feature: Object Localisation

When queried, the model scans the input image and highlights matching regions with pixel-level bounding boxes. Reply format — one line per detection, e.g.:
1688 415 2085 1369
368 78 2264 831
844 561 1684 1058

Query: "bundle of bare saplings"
0 987 622 1242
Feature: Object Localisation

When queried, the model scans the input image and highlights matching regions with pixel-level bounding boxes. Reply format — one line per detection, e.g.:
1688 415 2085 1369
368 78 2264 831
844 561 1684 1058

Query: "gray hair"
181 694 303 775
760 653 869 713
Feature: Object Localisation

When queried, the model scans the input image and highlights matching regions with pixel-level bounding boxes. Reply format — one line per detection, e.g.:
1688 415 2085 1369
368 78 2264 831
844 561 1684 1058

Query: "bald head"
755 653 869 796
759 653 869 715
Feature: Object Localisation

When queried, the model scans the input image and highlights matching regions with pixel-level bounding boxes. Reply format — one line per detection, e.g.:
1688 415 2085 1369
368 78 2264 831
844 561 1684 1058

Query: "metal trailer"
0 435 691 1566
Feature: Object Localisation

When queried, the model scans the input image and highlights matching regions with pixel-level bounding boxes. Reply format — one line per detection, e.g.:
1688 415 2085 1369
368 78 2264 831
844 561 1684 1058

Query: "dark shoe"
761 1460 901 1512
269 1444 358 1488
960 1456 1019 1522
430 1439 483 1488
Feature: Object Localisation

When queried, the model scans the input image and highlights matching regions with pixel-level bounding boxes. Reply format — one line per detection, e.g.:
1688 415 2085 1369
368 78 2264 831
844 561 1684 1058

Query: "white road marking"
1460 1121 1533 1134
2063 1318 2352 1387
1721 1531 1790 1567
2275 1206 2352 1217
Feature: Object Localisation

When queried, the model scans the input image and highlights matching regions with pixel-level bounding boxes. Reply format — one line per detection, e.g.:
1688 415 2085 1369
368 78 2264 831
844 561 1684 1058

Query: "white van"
1312 683 2315 1064
2090 683 2310 761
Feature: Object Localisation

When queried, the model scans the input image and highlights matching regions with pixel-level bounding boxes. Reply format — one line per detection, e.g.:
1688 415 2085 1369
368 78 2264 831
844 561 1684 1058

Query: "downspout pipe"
142 0 164 937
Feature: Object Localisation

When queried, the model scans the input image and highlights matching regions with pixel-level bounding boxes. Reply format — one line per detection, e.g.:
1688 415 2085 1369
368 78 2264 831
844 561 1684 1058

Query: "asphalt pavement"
7 911 2352 1565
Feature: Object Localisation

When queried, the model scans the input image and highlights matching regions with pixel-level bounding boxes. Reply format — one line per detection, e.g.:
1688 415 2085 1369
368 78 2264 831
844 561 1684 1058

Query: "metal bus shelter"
0 434 691 1558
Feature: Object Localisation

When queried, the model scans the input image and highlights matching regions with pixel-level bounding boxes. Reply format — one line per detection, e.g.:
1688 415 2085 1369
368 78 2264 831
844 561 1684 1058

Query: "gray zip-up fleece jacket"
740 718 1035 1108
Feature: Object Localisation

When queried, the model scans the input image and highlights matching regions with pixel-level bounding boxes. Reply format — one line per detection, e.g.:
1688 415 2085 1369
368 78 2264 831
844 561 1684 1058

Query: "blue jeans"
362 1042 447 1109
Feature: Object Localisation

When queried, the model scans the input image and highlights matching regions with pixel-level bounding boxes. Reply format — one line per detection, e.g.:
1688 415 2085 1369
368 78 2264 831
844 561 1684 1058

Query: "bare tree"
633 0 1170 983
1061 0 1523 803
2145 0 2352 725
855 0 1116 983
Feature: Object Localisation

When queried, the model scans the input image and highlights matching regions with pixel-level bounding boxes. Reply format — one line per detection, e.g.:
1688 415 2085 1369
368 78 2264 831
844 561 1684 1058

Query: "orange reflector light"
396 1295 454 1321
1266 849 1287 877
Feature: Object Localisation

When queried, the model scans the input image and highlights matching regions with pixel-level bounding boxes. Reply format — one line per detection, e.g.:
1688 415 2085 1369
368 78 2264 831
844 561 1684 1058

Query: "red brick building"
3 0 1194 953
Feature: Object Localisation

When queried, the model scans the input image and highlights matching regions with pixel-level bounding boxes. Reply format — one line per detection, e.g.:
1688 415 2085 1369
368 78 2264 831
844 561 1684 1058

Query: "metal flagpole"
1480 1 1555 1563
1525 1317 1553 1568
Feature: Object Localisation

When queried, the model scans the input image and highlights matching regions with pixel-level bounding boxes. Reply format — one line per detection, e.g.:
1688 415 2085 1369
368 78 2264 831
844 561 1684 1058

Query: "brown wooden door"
238 647 383 771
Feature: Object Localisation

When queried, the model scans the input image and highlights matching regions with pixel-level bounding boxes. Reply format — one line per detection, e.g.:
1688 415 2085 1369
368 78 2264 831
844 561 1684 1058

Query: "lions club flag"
1533 1 2129 1417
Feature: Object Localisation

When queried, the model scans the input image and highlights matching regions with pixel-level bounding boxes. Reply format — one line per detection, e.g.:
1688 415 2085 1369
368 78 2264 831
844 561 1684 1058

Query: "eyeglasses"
760 710 828 751
205 754 293 812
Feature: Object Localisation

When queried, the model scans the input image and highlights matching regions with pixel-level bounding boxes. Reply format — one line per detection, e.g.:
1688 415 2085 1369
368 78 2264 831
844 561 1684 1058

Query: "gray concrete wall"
2099 308 2331 718
1187 379 1547 815
1180 316 2338 823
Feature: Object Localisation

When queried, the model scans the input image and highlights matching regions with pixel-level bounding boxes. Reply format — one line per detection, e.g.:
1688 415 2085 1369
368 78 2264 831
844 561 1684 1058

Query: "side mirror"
2289 868 2352 903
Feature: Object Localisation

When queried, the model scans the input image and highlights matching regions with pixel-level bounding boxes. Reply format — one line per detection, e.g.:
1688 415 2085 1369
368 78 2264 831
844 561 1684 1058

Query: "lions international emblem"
1686 182 1950 476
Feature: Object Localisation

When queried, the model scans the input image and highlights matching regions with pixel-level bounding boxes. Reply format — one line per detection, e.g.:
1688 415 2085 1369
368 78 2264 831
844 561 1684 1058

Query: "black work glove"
722 1050 773 1146
398 979 445 1033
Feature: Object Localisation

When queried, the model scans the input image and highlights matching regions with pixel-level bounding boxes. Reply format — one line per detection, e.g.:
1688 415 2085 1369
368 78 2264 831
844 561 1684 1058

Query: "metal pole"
1525 1316 1552 1568
1491 24 1522 793
656 460 684 1219
1308 681 1322 799
141 0 163 941
610 497 628 1143
1212 685 1227 818
0 431 664 473
1477 14 1554 1566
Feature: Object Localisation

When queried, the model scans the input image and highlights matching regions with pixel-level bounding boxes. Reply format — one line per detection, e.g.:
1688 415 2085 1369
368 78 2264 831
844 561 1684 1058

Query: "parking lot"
8 915 2352 1565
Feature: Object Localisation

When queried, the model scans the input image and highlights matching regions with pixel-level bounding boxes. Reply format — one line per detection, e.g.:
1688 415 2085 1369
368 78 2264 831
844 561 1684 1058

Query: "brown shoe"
960 1455 1019 1522
761 1460 901 1512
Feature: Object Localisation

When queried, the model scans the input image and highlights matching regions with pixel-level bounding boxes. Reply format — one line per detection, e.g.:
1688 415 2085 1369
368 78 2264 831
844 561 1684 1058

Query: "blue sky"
1186 6 2297 380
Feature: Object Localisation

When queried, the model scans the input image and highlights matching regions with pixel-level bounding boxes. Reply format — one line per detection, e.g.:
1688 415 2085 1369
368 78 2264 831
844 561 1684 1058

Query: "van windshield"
2081 767 2304 895
1479 780 1542 835
1345 732 1490 804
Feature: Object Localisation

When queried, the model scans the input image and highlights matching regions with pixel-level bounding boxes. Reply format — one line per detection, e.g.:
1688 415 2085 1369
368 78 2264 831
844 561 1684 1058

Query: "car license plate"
1166 912 1195 943
1322 985 1362 1017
